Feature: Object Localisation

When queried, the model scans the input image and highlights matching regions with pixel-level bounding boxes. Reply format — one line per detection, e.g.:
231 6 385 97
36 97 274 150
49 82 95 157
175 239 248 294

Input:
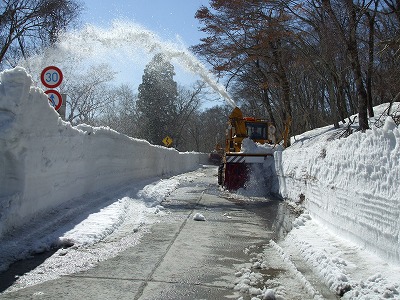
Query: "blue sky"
77 1 228 108
81 0 209 47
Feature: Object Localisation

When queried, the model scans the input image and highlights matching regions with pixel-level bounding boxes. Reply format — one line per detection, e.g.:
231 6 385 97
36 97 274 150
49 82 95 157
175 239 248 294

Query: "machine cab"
245 121 268 141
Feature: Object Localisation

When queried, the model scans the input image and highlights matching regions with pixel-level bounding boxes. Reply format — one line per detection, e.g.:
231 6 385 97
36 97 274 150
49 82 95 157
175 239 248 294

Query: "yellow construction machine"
218 107 277 190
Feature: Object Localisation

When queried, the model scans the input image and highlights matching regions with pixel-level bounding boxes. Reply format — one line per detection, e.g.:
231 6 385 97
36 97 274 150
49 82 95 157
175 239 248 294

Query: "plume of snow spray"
22 21 237 108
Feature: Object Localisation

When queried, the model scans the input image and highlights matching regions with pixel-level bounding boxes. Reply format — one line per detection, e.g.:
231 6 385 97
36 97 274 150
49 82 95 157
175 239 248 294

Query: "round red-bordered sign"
41 66 63 88
45 90 63 111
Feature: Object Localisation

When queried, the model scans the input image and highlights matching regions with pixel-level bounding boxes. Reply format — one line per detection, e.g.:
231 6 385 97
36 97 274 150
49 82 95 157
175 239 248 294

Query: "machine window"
246 123 267 139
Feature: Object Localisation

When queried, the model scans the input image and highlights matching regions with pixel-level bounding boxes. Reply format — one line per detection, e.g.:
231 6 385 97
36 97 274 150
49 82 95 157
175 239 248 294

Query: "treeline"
0 1 230 153
58 59 230 153
3 1 398 151
191 0 400 139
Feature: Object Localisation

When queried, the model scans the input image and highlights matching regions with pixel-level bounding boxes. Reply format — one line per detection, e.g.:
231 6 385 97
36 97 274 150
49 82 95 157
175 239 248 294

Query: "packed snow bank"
0 67 208 238
241 137 282 155
284 214 400 299
236 138 283 197
275 104 400 264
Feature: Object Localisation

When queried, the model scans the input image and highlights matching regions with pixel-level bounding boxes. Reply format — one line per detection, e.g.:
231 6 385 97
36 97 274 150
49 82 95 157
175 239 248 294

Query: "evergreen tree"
136 53 178 145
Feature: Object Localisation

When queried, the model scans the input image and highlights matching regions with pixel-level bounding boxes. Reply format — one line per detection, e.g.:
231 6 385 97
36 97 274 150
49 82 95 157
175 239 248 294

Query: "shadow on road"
0 249 58 293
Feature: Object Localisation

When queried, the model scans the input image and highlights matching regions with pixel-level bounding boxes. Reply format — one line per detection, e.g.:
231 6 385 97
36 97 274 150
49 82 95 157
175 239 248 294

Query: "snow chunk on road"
193 213 206 221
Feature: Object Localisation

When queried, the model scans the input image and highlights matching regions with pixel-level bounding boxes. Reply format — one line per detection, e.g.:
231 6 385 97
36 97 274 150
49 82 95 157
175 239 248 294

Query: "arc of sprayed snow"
47 21 238 109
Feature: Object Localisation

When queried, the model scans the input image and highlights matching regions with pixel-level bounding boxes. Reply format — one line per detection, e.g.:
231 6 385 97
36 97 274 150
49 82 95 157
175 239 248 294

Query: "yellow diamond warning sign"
162 136 173 147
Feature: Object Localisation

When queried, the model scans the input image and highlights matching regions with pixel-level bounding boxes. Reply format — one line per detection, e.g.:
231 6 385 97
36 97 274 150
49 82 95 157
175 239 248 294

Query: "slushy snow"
1 67 400 299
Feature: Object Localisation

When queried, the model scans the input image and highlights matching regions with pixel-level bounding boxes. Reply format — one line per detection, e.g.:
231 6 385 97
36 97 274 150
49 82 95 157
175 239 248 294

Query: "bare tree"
0 0 82 68
97 84 138 137
61 64 117 125
192 1 294 144
184 105 231 153
171 81 204 150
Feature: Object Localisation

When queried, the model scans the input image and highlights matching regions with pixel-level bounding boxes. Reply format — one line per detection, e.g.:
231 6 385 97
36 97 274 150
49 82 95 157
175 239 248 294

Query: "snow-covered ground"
272 102 400 299
1 67 400 299
278 108 399 265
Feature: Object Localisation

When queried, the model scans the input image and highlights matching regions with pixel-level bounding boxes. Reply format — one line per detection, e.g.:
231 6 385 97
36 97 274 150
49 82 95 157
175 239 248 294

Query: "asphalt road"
0 166 336 300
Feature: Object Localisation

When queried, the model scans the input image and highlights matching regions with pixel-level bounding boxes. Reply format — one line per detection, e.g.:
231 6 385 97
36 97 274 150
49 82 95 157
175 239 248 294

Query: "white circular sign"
41 66 63 88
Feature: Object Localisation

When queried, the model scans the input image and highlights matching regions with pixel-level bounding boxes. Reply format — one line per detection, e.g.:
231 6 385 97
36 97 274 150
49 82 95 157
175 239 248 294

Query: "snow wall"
275 115 400 264
0 67 208 238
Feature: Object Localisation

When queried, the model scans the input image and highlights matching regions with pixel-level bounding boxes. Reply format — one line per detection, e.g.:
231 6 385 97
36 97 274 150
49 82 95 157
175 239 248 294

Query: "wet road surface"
0 166 338 299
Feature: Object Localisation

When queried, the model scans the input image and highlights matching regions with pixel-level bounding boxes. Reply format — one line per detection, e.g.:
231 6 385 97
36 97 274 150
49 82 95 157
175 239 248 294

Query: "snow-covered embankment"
275 112 400 264
0 67 208 238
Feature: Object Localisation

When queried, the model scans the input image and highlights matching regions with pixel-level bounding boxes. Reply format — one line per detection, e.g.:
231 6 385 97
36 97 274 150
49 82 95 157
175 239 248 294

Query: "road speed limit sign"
45 90 63 111
41 66 63 88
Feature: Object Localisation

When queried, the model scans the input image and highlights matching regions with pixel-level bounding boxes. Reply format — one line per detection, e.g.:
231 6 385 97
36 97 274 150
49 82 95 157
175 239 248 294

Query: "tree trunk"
261 88 276 125
272 40 292 146
366 10 376 118
327 83 340 128
346 1 370 131
322 0 369 130
337 70 349 122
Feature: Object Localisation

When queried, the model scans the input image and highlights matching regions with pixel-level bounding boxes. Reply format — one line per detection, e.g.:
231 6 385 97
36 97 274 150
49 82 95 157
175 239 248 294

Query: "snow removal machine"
218 107 276 190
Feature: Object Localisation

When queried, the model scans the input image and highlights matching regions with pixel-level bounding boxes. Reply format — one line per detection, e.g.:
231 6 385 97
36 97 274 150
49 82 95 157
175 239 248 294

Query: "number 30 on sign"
41 66 63 88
